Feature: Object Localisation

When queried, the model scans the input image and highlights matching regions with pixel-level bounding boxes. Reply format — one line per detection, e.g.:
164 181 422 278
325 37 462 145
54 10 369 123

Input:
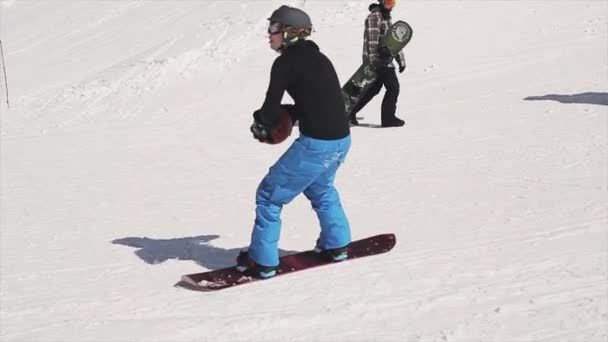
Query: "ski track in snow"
1 1 607 341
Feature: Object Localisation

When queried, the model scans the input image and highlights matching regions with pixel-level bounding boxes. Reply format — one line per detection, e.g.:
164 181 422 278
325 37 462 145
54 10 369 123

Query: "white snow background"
0 0 607 341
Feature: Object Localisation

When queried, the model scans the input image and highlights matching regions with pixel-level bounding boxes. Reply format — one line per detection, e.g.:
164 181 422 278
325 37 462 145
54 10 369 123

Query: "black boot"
381 116 405 127
314 239 349 261
236 249 278 279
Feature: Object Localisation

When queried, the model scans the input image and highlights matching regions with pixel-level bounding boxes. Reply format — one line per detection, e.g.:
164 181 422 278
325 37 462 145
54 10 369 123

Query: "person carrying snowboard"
238 5 353 279
349 0 406 127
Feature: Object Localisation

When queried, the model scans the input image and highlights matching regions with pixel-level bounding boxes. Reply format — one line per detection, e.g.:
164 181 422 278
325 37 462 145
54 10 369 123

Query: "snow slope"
1 1 606 341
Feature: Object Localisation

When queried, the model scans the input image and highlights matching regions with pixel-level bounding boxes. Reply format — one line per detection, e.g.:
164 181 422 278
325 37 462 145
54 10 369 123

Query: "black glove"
399 65 406 73
377 46 391 59
251 109 270 143
251 121 270 142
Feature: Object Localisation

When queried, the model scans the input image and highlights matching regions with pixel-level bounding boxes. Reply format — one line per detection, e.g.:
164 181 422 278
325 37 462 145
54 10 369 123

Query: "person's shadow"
112 235 297 270
524 92 608 106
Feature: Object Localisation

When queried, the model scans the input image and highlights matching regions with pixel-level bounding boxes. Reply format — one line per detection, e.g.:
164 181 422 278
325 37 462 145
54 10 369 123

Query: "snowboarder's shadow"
524 92 608 106
112 235 297 270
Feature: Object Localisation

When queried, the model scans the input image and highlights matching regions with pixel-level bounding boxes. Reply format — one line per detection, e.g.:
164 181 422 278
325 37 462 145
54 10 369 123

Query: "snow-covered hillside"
1 1 606 341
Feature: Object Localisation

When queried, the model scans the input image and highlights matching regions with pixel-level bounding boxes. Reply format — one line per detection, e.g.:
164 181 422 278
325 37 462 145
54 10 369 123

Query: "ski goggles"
267 21 283 35
383 0 396 10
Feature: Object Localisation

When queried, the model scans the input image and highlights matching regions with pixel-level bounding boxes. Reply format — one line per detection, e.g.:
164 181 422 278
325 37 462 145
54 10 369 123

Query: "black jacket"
258 40 350 140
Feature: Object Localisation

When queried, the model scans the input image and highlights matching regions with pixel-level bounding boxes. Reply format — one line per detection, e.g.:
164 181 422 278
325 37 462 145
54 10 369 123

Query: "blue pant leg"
303 139 352 250
249 176 282 267
249 140 326 266
304 165 351 249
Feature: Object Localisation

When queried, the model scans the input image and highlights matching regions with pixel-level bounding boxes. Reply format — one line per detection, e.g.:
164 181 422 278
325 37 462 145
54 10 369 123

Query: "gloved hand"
377 46 391 59
251 121 270 143
250 108 294 144
399 64 406 73
251 109 271 143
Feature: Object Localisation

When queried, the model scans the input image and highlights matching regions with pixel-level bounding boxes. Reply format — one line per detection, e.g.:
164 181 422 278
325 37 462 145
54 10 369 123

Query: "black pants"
350 67 400 123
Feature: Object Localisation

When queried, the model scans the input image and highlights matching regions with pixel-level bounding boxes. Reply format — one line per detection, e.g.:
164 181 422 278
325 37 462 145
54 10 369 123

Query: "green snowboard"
342 20 413 116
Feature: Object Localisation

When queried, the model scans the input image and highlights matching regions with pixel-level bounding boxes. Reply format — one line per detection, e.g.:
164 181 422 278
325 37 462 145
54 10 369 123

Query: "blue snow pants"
248 134 352 267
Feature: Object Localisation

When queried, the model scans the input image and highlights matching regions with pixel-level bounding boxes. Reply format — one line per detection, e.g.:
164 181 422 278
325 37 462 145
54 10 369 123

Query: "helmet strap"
283 31 300 43
280 31 301 51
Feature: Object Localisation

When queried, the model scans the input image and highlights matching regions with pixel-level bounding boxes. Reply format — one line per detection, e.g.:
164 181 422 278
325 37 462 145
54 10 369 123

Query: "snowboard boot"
314 239 349 262
236 249 278 279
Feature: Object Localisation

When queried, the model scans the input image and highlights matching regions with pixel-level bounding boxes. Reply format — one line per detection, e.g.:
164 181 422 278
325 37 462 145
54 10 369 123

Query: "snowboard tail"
383 21 413 58
178 233 396 291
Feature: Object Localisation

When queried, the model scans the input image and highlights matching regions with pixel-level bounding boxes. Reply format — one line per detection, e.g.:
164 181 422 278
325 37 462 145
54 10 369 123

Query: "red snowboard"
177 233 396 291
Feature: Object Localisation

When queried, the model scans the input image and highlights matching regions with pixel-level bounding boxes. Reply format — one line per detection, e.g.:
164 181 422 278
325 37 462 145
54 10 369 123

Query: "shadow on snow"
524 92 608 106
112 235 296 270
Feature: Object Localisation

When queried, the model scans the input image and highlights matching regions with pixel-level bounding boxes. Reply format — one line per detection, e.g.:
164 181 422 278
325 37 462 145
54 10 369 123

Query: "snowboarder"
349 0 407 127
239 6 353 279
